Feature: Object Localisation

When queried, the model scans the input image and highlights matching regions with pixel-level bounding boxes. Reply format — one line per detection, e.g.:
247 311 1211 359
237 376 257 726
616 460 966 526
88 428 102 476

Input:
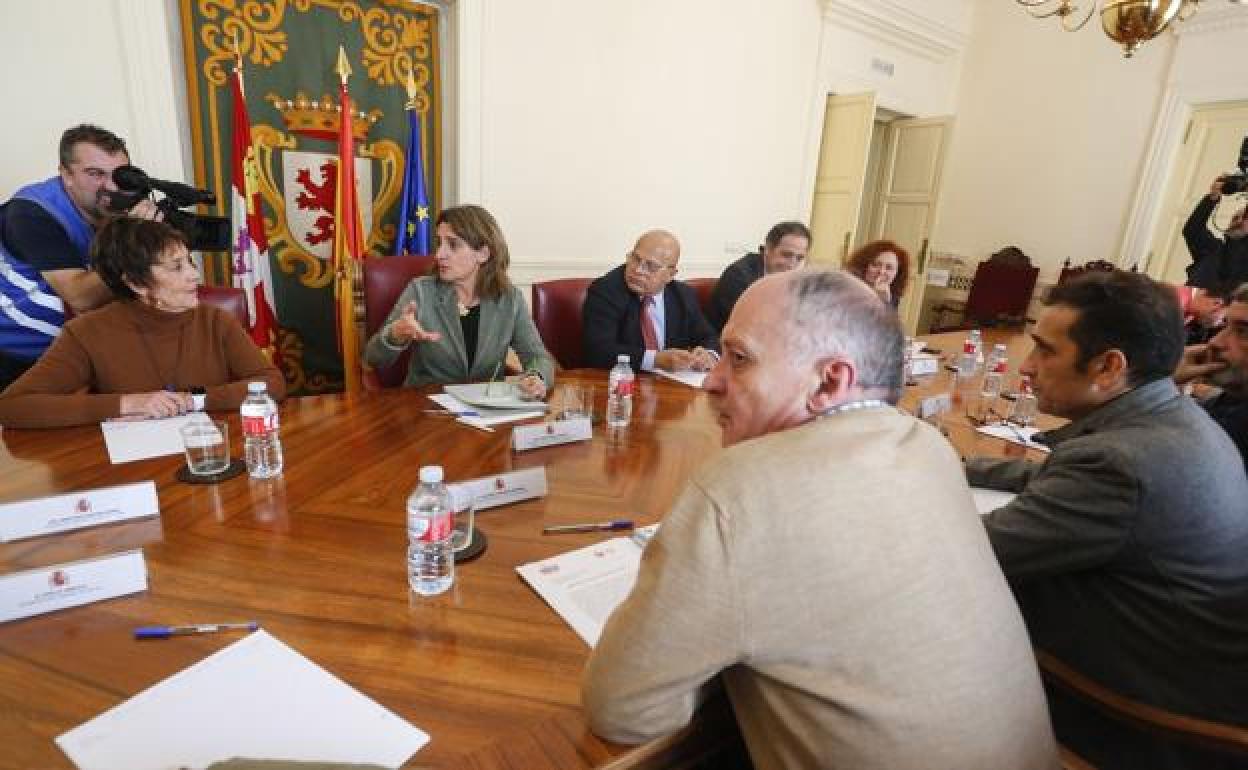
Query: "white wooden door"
868 116 953 333
809 92 876 266
1146 101 1248 285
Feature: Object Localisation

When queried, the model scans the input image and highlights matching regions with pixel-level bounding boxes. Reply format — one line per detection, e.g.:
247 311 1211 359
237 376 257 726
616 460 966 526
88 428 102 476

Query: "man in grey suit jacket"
967 271 1248 769
585 270 1057 770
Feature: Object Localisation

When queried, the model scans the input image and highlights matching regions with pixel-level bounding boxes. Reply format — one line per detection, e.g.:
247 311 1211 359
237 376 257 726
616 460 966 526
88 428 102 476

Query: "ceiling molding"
821 0 970 63
1171 4 1248 37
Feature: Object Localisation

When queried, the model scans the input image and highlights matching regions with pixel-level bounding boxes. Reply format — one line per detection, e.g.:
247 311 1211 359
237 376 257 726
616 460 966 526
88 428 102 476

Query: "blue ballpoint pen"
134 621 259 639
542 519 635 535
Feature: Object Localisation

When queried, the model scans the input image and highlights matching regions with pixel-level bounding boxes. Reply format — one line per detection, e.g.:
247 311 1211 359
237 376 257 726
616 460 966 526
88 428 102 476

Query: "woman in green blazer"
364 205 554 396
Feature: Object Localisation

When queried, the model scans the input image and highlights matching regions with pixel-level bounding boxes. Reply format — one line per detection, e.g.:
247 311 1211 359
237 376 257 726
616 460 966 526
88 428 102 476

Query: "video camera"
104 165 231 252
1222 136 1248 196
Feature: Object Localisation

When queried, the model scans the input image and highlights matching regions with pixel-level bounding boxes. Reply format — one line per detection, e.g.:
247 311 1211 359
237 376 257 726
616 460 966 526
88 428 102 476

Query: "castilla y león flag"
229 57 281 367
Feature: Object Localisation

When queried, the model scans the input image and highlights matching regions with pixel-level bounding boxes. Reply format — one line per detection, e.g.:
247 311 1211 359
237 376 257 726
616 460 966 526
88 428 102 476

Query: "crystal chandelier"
1015 0 1246 57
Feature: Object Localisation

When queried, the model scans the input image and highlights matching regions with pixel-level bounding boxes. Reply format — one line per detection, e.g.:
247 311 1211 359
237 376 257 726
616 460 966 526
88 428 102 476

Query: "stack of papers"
654 369 707 389
975 423 1050 452
428 393 544 432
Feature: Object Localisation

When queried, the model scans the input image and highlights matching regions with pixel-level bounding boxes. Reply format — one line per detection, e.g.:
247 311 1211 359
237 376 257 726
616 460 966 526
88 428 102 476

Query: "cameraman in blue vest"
0 124 160 388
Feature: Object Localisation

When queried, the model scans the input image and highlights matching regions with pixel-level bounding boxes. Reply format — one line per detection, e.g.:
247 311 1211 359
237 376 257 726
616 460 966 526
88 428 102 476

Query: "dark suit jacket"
582 265 719 370
707 252 763 331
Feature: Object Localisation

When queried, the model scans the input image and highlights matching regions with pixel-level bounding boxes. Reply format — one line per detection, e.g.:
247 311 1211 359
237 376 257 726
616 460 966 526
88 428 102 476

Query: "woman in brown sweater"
0 218 284 429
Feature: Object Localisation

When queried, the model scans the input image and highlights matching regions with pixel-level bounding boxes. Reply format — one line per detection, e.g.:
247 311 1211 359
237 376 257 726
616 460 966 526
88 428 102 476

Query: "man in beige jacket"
582 270 1057 770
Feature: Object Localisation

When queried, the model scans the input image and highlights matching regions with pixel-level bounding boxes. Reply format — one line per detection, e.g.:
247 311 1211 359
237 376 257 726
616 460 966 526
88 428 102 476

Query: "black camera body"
1222 136 1248 196
108 165 231 252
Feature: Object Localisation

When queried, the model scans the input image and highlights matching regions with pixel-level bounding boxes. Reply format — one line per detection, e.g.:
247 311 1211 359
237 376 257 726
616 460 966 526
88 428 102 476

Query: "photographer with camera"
0 124 162 388
1183 138 1248 294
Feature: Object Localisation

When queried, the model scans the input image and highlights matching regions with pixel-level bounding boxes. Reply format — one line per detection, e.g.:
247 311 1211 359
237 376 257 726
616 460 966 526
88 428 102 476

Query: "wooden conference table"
0 329 1050 770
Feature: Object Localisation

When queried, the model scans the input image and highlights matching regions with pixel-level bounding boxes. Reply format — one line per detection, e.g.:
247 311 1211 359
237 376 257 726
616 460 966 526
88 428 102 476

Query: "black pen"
543 519 634 535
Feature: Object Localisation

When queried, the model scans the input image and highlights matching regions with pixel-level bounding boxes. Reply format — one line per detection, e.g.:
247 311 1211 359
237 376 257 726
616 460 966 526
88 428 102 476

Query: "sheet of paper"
0 481 159 542
427 393 544 431
654 368 707 389
0 550 147 623
970 487 1017 516
976 423 1051 453
56 630 429 770
451 467 547 511
516 537 643 647
100 416 193 464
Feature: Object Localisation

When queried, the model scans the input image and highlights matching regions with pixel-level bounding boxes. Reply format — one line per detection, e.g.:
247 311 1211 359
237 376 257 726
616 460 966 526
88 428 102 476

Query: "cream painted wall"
0 0 187 198
475 0 824 283
935 1 1177 281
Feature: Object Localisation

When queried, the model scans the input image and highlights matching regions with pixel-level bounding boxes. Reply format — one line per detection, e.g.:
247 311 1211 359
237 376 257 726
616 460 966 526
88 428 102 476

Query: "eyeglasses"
627 251 674 275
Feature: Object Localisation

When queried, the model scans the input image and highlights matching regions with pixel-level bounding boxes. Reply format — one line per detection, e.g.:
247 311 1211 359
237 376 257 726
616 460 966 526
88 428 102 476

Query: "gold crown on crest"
265 91 382 140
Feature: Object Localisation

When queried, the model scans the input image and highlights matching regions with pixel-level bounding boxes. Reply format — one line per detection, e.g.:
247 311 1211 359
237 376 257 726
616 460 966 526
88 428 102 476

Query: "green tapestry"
180 0 441 395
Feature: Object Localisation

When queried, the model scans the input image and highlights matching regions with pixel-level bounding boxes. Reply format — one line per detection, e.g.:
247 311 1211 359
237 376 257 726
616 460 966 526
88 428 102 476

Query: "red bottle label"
411 512 453 542
241 414 277 437
614 378 634 397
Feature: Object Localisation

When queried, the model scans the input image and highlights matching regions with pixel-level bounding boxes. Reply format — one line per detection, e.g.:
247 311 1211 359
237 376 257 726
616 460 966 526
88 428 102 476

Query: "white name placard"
451 467 548 511
909 354 940 377
0 550 147 623
918 393 953 419
0 481 159 543
511 418 592 452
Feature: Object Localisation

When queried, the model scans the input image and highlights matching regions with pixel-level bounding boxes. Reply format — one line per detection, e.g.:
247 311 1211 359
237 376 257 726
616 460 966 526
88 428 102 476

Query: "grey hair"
784 270 905 403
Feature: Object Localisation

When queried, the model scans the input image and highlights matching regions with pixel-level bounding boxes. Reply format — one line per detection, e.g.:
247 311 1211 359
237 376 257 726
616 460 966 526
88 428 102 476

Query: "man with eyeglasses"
706 221 810 331
582 229 719 371
0 124 159 388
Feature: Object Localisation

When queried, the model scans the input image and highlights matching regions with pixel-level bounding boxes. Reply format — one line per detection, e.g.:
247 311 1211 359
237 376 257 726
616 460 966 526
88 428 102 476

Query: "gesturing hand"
1174 343 1228 385
387 301 442 346
119 390 192 420
872 275 892 304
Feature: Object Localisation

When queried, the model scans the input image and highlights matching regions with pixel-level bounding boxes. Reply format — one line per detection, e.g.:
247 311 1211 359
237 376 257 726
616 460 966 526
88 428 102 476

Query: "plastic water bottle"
1011 376 1039 426
240 381 283 479
606 355 635 428
973 358 1008 423
969 329 985 372
985 343 1008 375
957 338 977 380
407 466 454 596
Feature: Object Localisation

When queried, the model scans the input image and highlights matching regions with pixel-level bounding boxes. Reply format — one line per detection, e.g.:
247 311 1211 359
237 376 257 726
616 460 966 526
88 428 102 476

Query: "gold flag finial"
335 45 352 84
230 31 242 68
403 70 418 111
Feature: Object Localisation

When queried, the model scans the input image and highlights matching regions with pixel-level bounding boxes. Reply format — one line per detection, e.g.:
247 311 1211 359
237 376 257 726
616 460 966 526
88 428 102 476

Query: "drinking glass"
180 418 230 476
447 483 476 553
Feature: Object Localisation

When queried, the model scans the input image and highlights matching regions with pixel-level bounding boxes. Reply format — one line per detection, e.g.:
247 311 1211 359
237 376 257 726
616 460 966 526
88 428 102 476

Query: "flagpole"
333 45 363 396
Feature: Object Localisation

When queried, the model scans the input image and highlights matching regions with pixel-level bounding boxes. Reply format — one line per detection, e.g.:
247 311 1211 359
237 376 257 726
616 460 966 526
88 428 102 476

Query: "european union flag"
394 109 432 255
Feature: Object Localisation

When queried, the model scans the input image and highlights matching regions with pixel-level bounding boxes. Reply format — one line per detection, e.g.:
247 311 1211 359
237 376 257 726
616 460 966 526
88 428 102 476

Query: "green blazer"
363 277 555 388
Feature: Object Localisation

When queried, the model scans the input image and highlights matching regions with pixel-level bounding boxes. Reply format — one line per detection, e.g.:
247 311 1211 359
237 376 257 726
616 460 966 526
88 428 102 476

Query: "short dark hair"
763 221 811 250
59 124 128 168
91 218 187 300
1044 271 1183 387
1232 283 1248 305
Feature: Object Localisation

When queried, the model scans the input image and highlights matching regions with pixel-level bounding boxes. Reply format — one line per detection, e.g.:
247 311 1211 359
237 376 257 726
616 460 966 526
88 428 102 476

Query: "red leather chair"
685 277 717 318
931 248 1039 333
362 254 434 388
531 278 592 370
197 285 249 328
